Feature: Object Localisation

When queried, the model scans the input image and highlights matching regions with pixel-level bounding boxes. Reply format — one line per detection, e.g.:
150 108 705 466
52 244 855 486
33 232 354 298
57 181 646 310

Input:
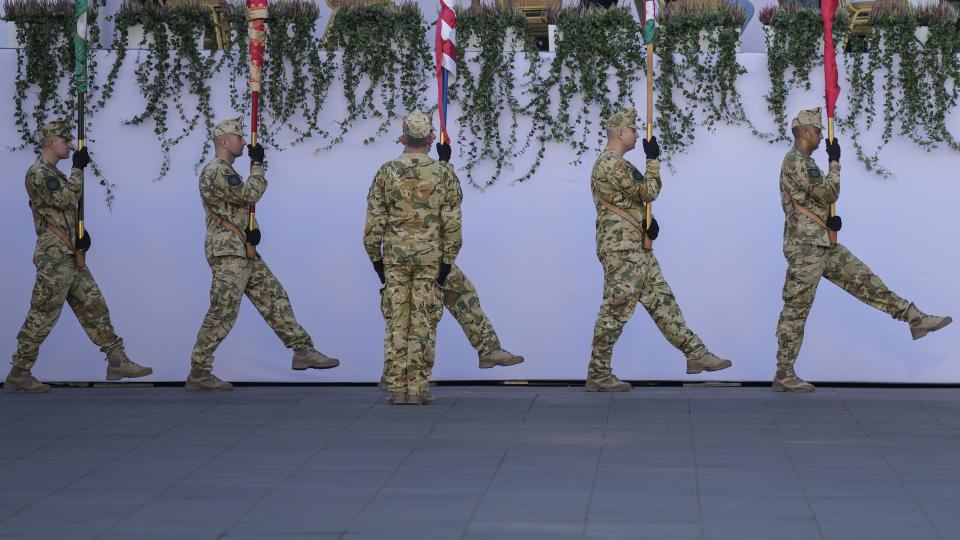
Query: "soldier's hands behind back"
436 143 452 163
643 217 659 240
245 228 261 246
72 148 91 169
642 136 660 160
437 263 452 287
247 143 265 164
372 260 385 284
826 215 842 232
826 138 841 163
75 230 91 251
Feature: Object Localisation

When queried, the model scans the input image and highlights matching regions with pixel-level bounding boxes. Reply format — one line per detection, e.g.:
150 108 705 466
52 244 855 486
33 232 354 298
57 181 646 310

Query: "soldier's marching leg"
443 265 523 369
188 256 250 391
6 257 74 392
637 255 732 374
773 245 826 392
244 257 339 370
822 244 951 339
65 266 152 380
405 268 444 405
587 251 641 392
384 265 413 404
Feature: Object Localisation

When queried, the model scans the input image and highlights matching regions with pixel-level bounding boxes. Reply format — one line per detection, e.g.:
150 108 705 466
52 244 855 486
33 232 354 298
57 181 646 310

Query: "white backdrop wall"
0 50 957 383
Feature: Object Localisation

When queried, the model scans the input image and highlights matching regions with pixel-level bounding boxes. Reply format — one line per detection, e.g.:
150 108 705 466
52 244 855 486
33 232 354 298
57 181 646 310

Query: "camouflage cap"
213 117 244 138
604 106 639 130
38 120 74 141
402 109 433 139
791 107 824 130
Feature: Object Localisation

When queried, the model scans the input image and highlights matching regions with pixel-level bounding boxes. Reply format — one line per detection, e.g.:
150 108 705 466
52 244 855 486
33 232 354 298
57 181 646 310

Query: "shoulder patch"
807 167 821 180
45 177 61 191
631 166 644 183
225 174 243 187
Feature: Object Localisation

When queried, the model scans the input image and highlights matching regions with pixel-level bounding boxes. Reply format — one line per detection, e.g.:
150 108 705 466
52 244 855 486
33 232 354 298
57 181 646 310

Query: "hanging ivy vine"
222 0 334 149
4 0 101 150
758 3 848 142
104 0 217 179
320 0 431 149
655 0 748 158
523 6 644 181
844 0 960 176
448 3 539 189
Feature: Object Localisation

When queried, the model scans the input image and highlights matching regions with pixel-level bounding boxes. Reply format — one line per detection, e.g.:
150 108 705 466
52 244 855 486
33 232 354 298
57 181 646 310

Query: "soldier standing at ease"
187 117 339 391
5 121 152 392
774 108 951 392
586 106 733 392
364 110 463 405
376 142 522 391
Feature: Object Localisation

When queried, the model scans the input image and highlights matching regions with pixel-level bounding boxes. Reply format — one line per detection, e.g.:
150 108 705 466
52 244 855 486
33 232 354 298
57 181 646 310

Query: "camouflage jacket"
780 146 840 249
199 157 266 261
26 157 83 262
591 149 661 255
363 152 463 267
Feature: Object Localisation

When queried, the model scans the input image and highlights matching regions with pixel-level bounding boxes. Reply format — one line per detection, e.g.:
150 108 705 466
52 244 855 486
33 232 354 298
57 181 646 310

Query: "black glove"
372 260 385 284
245 228 261 246
826 137 841 163
72 147 91 169
826 215 842 232
75 230 91 251
643 217 659 240
437 263 452 287
642 136 660 160
247 143 265 164
436 142 452 163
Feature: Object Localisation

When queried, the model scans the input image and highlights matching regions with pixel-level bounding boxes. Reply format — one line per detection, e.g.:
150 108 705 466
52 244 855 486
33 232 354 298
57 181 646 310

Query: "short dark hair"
405 135 429 147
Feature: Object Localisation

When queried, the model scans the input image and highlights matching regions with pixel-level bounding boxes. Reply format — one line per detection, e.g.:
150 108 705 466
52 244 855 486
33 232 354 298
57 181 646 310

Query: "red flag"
821 0 841 119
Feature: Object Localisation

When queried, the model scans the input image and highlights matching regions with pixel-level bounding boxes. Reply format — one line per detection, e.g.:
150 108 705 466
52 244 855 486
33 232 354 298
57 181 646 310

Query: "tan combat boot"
291 347 340 370
4 366 51 393
185 368 233 391
406 391 435 405
585 373 632 392
478 349 524 369
686 351 733 374
387 392 406 405
772 364 814 392
105 349 153 380
905 303 953 340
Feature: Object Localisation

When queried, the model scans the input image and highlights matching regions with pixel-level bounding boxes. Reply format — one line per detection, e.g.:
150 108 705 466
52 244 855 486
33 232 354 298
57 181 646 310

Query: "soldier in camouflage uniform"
364 110 463 405
774 108 951 392
5 120 152 393
187 117 339 391
586 106 733 392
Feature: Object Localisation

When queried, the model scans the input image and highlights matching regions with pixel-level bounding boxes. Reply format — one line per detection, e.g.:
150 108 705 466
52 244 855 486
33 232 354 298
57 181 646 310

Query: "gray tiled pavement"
1 385 959 539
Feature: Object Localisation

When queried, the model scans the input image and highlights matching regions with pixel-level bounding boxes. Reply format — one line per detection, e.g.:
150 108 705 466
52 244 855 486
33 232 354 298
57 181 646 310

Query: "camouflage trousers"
588 250 706 378
12 253 123 370
381 264 444 395
776 243 910 366
191 255 312 370
380 264 500 379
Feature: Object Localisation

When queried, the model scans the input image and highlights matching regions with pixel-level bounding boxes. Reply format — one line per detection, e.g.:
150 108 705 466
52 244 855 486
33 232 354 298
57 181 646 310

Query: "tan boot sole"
911 316 953 340
4 382 51 393
584 380 631 392
686 359 733 374
478 356 524 369
292 359 340 370
106 366 153 381
184 380 233 392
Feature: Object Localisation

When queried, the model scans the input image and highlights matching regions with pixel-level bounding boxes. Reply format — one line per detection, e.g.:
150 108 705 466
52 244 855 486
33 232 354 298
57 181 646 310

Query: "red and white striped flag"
436 0 456 143
436 0 456 80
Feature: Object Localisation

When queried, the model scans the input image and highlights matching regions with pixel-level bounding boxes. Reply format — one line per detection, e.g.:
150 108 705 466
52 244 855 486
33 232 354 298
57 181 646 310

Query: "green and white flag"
74 0 87 92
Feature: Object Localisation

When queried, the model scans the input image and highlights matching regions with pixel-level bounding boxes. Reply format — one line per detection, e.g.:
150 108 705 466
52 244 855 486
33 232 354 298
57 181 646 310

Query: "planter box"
548 24 560 52
2 20 20 48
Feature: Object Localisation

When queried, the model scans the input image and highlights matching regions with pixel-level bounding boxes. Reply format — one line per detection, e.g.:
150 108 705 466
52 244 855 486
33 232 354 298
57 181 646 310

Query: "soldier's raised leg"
443 265 523 369
244 257 338 371
637 256 730 374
